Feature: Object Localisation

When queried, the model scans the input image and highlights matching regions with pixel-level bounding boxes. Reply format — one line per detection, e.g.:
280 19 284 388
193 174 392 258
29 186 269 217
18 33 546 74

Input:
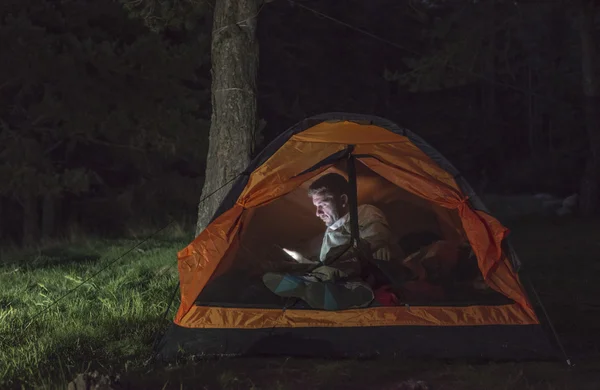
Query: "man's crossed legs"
262 258 374 311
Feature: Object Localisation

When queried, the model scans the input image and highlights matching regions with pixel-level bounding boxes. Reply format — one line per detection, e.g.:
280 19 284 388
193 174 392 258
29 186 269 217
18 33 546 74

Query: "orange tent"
158 113 557 360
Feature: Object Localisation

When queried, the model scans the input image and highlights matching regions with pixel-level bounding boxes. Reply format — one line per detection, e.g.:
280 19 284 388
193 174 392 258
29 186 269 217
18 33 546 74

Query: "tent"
157 113 559 360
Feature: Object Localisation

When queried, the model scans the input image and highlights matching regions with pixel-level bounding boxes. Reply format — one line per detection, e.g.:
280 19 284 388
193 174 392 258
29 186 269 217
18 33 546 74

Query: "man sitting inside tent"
262 173 404 311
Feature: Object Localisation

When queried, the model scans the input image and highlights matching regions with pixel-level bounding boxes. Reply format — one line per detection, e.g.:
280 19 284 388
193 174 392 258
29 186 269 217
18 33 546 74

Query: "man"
263 173 402 310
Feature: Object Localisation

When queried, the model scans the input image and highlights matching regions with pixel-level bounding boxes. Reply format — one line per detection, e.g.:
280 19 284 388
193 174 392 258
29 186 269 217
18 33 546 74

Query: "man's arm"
321 220 394 264
360 220 394 251
321 205 402 264
321 242 356 264
357 204 399 254
354 205 404 261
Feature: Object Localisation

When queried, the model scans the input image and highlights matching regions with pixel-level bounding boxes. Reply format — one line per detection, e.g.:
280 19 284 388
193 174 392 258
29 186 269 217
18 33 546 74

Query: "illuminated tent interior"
196 160 511 308
157 113 558 360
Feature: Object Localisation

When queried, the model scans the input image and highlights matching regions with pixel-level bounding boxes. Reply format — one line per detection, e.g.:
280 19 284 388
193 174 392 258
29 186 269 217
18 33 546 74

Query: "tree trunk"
22 193 39 247
195 0 260 235
483 1 498 171
528 62 535 153
578 0 600 215
485 3 496 123
42 194 55 240
0 196 3 241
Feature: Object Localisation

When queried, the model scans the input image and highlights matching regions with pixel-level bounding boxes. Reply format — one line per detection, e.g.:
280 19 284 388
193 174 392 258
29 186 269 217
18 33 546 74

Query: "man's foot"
262 272 319 298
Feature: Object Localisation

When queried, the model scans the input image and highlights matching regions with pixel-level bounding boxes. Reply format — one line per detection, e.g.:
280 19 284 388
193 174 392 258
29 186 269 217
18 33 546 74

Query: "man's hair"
308 173 350 198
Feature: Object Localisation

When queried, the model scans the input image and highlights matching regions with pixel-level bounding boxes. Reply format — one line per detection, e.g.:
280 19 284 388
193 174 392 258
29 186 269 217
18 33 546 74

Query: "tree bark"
482 0 498 172
528 62 535 153
195 0 260 235
42 194 55 240
0 197 3 241
22 193 39 247
485 1 497 122
578 0 600 215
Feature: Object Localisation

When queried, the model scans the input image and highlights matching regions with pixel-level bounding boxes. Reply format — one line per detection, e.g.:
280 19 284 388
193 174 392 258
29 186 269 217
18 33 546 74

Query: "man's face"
311 191 347 227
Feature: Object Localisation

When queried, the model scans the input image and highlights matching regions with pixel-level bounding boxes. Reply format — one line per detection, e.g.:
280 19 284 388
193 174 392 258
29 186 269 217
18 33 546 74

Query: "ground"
1 216 599 389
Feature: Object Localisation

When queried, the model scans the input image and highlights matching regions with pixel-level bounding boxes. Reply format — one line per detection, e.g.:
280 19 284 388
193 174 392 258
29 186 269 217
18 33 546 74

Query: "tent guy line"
287 0 570 107
21 172 246 332
525 275 573 366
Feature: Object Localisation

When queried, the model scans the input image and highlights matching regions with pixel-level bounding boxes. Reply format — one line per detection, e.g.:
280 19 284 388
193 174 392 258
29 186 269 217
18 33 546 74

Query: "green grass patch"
0 230 189 388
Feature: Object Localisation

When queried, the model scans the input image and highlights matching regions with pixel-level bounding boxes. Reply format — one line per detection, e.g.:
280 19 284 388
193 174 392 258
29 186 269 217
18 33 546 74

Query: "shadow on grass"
125 356 600 390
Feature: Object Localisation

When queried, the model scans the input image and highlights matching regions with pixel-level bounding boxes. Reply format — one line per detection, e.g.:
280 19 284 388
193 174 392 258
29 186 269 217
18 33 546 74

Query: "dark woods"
1 0 598 246
0 0 211 245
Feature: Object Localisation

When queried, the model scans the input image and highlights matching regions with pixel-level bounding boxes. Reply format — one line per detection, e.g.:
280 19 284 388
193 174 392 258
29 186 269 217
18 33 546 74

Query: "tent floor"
195 271 514 309
156 322 558 361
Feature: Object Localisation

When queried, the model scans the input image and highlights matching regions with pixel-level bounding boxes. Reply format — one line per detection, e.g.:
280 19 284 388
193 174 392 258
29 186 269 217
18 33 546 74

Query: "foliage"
1 0 596 242
254 0 592 196
119 0 213 32
382 1 588 192
0 0 211 242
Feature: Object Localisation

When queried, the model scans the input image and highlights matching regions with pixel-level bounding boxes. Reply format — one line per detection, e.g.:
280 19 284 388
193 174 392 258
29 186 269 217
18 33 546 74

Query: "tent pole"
524 274 573 366
346 148 405 289
346 145 360 247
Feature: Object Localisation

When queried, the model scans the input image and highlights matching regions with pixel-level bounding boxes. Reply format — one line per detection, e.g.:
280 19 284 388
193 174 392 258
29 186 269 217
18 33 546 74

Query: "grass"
1 217 600 389
0 228 189 388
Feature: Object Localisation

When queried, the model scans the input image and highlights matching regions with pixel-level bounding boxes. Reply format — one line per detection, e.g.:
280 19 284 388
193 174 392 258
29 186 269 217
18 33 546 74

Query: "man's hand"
283 249 314 264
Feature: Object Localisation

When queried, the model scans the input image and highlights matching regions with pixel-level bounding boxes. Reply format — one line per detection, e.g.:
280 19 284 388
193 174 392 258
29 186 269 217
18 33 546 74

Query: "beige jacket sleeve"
357 205 404 260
